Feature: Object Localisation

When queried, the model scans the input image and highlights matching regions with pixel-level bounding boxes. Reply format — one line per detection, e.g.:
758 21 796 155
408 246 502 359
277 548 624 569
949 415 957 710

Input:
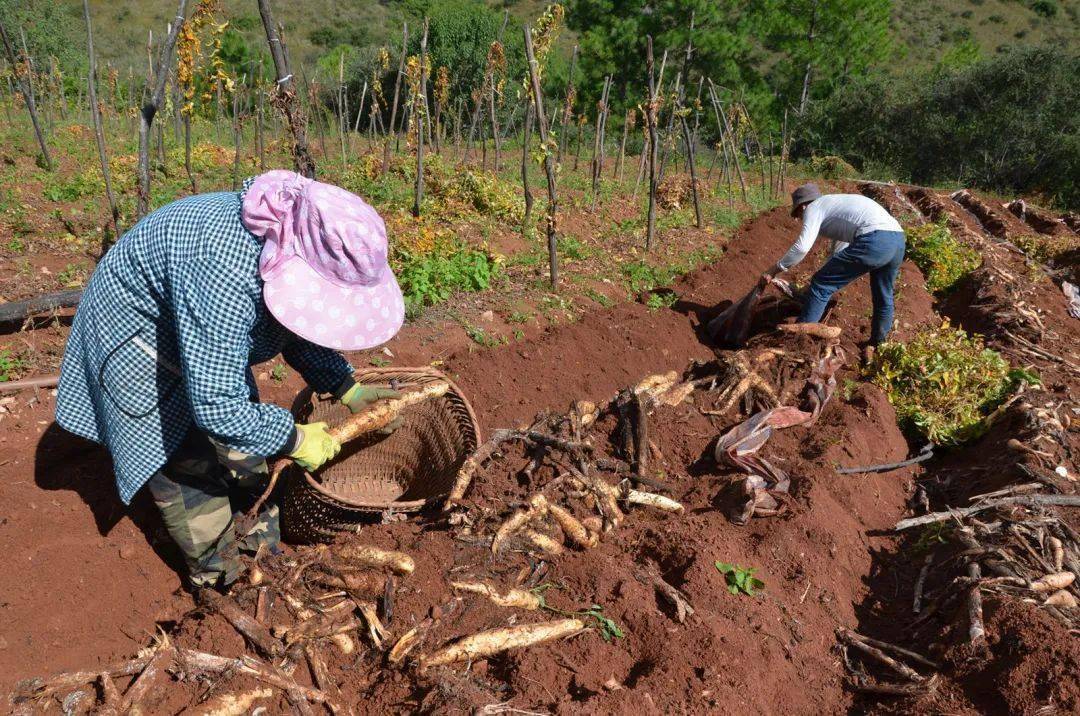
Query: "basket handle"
240 381 452 533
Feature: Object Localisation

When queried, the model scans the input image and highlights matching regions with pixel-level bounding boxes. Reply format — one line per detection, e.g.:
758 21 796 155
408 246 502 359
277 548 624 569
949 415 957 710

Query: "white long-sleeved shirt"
777 194 902 271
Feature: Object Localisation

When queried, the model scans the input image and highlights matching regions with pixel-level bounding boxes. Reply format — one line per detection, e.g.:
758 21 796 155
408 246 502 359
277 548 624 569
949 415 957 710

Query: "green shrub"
807 154 857 179
393 243 499 314
621 261 676 292
905 220 981 293
870 321 1037 443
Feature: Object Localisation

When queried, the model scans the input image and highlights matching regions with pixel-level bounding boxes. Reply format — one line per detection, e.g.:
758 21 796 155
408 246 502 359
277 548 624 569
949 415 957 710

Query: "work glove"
340 384 403 435
290 422 341 472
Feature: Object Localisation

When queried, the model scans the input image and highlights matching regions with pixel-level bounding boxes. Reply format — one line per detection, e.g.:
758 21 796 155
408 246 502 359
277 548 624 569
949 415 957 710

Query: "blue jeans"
798 230 906 345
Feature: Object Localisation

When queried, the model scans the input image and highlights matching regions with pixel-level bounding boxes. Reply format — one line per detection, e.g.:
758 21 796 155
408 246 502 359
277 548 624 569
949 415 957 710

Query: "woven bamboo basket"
282 367 480 543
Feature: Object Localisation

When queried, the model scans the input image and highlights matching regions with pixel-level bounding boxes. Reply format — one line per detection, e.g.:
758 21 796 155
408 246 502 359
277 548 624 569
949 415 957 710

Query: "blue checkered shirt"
56 180 354 504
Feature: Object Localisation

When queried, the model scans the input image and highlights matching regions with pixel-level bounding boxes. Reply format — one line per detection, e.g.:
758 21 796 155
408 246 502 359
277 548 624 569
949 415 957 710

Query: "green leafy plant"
869 321 1039 443
393 243 500 314
369 355 391 368
558 235 591 261
269 364 288 383
0 349 27 382
646 291 677 311
905 220 981 293
622 261 676 293
5 238 25 253
57 262 88 288
532 587 626 642
715 561 764 596
584 288 613 307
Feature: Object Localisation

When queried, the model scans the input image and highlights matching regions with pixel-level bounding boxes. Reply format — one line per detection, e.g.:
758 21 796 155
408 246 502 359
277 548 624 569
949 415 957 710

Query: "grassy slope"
65 0 1079 76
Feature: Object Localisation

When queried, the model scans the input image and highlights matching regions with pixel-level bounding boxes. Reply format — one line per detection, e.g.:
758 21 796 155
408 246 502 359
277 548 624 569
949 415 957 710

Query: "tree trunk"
258 0 315 178
523 25 559 291
590 75 611 207
798 1 819 115
0 21 52 170
337 52 347 170
256 78 266 171
488 84 501 172
81 0 120 248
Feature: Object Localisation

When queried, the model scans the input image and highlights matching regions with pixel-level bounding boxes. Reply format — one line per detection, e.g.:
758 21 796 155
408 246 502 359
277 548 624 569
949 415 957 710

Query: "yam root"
419 618 587 669
388 622 431 665
356 601 389 649
492 494 549 554
1044 590 1078 608
548 502 599 549
1029 572 1075 592
450 581 542 610
522 529 565 556
329 381 450 444
624 488 684 513
777 322 842 340
332 543 415 575
189 688 275 716
634 371 679 401
445 428 517 510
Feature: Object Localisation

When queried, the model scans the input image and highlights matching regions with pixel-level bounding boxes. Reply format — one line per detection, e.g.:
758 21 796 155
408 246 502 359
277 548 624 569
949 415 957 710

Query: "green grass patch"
715 561 764 596
646 291 677 311
393 243 500 315
869 321 1039 444
905 219 982 293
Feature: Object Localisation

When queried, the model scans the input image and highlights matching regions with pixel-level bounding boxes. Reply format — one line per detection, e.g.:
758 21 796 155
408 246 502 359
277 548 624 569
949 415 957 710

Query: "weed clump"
392 240 501 316
869 321 1037 444
905 219 981 293
1014 233 1079 266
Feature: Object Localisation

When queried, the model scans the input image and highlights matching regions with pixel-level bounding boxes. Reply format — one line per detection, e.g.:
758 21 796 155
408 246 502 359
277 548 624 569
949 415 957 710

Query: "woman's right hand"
290 421 342 471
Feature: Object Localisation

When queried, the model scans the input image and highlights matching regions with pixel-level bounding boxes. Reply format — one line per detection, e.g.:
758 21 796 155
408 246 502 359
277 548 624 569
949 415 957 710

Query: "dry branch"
196 589 283 659
837 628 924 682
894 495 1080 531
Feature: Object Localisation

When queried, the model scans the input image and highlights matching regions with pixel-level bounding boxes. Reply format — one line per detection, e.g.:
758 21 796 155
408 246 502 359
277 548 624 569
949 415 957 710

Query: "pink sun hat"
241 170 404 351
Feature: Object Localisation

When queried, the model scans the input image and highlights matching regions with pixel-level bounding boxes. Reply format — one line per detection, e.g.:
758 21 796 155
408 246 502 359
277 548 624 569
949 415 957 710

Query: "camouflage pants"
147 429 281 588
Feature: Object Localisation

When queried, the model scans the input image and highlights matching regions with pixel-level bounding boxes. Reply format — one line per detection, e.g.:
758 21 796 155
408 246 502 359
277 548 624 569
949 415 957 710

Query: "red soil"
3 197 1078 714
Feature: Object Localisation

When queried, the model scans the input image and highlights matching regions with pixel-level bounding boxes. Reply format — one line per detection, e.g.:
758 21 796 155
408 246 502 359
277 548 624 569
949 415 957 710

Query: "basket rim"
297 366 481 511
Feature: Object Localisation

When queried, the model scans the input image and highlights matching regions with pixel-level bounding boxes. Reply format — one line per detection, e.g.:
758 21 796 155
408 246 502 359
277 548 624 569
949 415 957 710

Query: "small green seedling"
715 561 764 596
532 587 626 642
369 355 391 368
270 364 288 383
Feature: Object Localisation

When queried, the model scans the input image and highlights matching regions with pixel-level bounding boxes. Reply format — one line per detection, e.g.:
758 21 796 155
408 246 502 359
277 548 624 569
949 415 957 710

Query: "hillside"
14 0 1080 80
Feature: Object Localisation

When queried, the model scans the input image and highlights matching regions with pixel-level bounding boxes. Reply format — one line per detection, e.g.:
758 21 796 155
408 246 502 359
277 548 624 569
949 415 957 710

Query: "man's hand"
290 422 341 471
340 384 403 435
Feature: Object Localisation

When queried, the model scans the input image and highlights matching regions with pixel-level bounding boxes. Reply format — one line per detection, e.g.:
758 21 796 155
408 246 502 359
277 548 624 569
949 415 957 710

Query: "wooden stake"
412 18 428 218
259 0 315 178
644 37 660 251
523 24 559 291
136 0 187 217
0 21 52 169
81 0 120 247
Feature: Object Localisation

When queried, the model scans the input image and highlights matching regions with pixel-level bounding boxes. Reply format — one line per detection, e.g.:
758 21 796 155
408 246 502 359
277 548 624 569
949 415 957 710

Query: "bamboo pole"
520 96 534 233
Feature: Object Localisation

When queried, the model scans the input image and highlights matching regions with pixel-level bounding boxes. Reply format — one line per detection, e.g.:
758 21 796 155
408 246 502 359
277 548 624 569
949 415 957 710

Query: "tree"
755 0 892 114
567 0 762 116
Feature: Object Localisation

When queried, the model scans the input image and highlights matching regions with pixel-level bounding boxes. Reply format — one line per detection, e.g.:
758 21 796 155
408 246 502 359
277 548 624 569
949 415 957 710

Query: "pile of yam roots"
13 337 849 715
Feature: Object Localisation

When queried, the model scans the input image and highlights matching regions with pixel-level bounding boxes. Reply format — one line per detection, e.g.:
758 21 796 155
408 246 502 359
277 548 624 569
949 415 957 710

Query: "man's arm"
173 256 296 456
777 203 825 272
